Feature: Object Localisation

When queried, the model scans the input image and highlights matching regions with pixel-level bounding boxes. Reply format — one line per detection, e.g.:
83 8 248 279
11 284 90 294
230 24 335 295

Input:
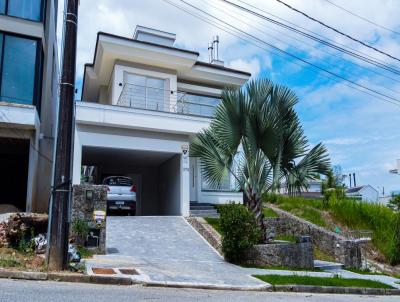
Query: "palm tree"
190 79 330 240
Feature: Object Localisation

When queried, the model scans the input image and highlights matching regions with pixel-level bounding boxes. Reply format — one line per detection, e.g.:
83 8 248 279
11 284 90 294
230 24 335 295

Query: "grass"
262 193 400 265
241 263 322 272
0 248 45 271
275 234 297 243
254 274 394 289
204 217 221 234
263 207 279 218
313 246 336 262
77 246 94 259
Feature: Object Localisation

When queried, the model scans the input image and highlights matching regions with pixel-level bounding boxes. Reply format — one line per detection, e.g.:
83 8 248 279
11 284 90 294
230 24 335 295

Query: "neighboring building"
75 26 250 216
280 179 323 198
0 0 59 212
346 185 379 203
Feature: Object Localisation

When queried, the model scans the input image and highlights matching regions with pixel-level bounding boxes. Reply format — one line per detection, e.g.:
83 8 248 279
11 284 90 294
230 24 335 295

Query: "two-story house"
76 26 250 216
0 0 59 213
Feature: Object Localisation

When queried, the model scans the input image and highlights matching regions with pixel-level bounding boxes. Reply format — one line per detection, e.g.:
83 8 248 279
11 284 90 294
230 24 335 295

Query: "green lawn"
274 234 297 243
254 275 394 289
241 263 322 272
204 217 221 234
263 207 279 218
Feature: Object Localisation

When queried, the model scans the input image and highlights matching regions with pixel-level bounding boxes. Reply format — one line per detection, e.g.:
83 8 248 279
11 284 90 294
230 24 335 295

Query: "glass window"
7 0 43 21
201 169 236 192
1 35 38 105
178 93 220 117
123 73 166 111
0 0 5 14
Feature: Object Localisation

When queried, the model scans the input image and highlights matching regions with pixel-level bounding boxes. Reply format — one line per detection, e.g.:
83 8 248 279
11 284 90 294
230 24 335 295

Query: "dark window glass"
103 177 133 187
0 0 5 14
1 35 38 105
7 0 42 21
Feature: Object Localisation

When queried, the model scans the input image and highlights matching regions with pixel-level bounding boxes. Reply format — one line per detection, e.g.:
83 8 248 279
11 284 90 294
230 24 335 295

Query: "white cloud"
228 58 261 77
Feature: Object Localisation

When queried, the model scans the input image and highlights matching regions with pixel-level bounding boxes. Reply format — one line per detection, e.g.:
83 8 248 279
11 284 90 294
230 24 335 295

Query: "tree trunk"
246 196 267 242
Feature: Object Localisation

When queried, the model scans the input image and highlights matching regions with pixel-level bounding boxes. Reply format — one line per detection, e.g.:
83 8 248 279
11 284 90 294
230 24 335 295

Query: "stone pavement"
84 216 400 290
84 216 268 289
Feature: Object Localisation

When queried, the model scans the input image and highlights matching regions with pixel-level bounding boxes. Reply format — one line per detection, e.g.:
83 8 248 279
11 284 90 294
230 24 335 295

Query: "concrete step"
314 260 344 271
191 213 220 218
190 206 216 210
190 209 219 215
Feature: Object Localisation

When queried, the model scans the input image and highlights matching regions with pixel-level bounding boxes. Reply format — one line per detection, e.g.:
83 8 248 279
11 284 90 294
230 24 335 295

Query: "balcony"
117 84 217 118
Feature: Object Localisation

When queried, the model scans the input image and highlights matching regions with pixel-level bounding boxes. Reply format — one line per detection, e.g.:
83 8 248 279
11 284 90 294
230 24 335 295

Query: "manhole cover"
119 268 139 275
92 268 116 275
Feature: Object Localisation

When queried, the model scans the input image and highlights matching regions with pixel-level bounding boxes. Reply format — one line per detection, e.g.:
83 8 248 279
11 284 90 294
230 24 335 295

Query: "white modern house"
280 179 323 198
75 26 251 216
0 0 59 213
346 185 379 203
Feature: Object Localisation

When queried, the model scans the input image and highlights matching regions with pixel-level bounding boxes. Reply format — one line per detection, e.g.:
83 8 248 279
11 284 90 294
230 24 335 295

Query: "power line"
322 0 400 36
237 0 395 69
163 0 400 107
203 0 400 96
275 0 400 63
223 0 400 76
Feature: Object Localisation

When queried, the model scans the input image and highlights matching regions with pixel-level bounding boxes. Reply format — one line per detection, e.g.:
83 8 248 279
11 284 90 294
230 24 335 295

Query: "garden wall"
71 185 107 254
244 236 314 269
266 205 363 268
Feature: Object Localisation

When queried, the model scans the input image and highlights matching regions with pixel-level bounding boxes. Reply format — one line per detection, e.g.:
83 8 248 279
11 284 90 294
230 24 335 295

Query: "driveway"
85 216 267 289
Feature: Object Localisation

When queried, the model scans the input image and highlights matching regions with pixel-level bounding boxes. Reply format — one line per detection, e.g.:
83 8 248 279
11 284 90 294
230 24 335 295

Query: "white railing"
117 83 216 118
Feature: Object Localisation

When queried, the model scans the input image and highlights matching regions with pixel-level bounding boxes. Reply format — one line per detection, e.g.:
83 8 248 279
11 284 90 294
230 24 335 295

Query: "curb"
273 285 400 296
0 270 399 295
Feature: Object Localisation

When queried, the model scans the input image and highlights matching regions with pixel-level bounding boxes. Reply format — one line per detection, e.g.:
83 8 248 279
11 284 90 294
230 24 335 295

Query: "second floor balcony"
117 83 219 118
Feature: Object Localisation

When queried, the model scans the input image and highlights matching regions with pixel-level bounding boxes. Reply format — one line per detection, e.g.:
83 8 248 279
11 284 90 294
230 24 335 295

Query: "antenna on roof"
208 42 214 63
213 35 219 61
208 35 224 66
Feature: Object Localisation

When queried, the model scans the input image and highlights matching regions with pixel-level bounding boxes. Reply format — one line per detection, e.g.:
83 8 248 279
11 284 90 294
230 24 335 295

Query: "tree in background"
322 165 346 207
190 79 331 239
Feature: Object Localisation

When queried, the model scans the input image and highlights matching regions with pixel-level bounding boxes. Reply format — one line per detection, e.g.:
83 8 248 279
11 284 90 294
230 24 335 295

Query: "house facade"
346 185 379 203
0 0 59 213
76 26 250 216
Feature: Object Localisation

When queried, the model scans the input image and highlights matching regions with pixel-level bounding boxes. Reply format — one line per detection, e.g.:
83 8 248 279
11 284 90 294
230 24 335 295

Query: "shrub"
71 218 89 246
219 204 262 263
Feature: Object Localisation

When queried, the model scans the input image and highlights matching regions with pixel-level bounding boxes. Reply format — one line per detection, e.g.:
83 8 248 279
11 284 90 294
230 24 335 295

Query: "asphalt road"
0 279 399 302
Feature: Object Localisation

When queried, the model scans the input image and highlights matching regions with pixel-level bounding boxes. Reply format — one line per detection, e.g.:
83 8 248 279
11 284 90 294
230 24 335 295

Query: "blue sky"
60 0 400 194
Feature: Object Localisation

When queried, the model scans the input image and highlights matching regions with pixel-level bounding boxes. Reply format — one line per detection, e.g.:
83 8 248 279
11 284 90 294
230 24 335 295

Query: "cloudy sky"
58 0 400 194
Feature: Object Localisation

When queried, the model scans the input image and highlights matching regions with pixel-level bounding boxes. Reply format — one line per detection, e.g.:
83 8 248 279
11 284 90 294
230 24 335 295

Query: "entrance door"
189 158 197 202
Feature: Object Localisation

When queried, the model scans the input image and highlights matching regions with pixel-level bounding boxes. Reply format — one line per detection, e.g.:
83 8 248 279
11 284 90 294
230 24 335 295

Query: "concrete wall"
159 154 181 215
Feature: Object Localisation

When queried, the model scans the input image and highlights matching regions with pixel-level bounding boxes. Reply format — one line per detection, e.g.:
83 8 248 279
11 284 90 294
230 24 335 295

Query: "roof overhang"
83 33 200 101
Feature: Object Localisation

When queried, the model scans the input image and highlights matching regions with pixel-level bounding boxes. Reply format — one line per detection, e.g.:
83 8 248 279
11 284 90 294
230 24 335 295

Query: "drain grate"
119 268 139 275
92 268 116 275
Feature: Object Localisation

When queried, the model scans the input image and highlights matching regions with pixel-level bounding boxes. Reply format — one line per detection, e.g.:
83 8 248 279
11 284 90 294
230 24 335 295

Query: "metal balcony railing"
117 83 216 118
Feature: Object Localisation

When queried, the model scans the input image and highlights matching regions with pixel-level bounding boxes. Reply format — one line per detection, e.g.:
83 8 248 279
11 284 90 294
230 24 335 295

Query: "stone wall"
266 205 363 268
186 217 222 255
71 185 107 254
244 236 314 269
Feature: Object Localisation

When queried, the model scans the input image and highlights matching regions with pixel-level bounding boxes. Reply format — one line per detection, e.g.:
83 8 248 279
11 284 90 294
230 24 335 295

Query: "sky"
58 0 400 194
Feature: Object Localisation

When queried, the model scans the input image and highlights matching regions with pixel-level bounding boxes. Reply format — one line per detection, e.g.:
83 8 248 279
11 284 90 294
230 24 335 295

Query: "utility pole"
48 0 79 271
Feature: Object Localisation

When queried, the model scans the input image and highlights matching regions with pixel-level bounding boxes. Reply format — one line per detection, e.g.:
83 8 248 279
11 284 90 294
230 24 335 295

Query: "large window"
0 0 44 22
121 73 167 111
0 33 42 106
177 92 220 117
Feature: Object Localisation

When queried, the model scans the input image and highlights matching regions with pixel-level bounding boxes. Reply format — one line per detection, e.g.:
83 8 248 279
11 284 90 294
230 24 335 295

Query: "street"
0 279 398 302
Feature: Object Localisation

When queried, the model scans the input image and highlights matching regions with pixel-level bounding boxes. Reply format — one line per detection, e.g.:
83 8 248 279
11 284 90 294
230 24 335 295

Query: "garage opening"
0 138 29 212
81 146 181 216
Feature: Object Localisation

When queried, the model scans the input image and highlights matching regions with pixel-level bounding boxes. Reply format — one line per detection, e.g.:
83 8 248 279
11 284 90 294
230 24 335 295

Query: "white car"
103 176 137 215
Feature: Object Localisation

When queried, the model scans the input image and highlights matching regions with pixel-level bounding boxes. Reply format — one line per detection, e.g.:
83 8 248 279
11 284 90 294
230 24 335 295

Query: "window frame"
0 0 45 23
0 31 43 111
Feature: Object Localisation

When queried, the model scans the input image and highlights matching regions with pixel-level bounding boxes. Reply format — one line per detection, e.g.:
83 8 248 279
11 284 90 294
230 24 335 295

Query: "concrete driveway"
85 216 267 289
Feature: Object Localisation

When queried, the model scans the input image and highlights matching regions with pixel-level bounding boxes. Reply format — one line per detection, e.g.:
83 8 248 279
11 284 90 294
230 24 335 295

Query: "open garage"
0 138 29 212
81 146 182 216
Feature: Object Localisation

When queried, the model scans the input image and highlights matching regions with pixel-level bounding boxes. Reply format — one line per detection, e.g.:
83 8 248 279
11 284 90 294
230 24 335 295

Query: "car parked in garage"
103 176 137 215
